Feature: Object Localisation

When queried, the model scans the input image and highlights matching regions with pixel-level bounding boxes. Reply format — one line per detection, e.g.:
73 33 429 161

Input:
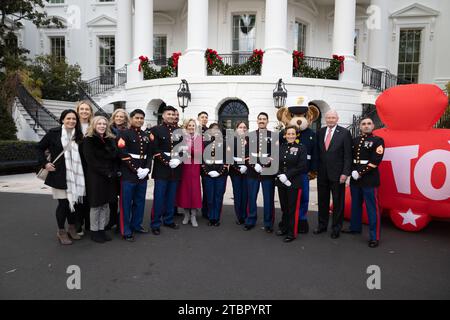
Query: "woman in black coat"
83 116 120 243
37 109 85 245
276 126 308 243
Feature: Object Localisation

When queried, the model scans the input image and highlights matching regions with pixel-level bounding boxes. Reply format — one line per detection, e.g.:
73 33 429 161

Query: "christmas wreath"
293 50 344 80
205 49 264 75
138 52 181 80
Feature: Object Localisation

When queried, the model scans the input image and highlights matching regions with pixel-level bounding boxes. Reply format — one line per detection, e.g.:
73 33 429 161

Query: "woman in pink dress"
176 119 203 227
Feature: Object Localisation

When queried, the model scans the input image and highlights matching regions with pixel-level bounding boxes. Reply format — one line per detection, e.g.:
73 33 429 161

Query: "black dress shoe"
283 236 295 243
163 223 179 230
276 230 287 236
313 228 327 235
236 219 245 225
368 240 379 248
213 221 221 227
208 220 215 226
122 235 135 242
264 227 274 233
331 231 340 239
243 225 254 231
151 228 160 235
342 228 361 234
134 227 148 234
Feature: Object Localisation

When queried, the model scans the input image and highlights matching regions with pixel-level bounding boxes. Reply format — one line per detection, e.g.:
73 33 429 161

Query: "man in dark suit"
314 109 352 239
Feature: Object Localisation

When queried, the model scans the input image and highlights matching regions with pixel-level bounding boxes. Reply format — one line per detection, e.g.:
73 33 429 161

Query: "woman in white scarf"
37 110 86 245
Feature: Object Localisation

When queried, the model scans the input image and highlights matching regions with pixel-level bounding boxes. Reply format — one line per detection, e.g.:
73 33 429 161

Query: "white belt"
129 153 147 159
205 160 224 165
354 160 368 164
233 157 244 162
251 153 269 157
307 155 311 160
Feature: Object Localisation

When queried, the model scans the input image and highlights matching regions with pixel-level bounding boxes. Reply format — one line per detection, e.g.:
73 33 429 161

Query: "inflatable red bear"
344 84 450 232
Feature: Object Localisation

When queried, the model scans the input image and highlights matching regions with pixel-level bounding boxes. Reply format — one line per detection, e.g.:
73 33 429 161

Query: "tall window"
232 14 256 64
99 36 115 84
398 29 421 83
50 36 65 61
153 35 167 66
294 21 307 53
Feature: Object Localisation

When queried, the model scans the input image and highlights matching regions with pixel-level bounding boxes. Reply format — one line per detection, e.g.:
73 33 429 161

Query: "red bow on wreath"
333 55 345 73
293 50 305 69
138 55 149 72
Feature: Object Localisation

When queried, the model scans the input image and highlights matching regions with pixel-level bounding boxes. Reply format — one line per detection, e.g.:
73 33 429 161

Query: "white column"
133 0 153 59
261 0 291 78
332 0 361 83
332 0 356 60
116 0 132 69
178 0 209 77
368 0 389 70
128 0 153 83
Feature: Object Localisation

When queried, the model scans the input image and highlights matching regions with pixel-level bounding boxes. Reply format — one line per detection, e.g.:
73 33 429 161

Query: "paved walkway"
0 173 319 211
1 192 449 300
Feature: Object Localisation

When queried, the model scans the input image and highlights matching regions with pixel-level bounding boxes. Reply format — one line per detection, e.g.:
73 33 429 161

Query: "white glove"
278 174 288 183
137 168 150 180
352 170 360 180
169 159 181 169
208 171 220 178
254 163 263 173
239 165 247 174
284 180 292 187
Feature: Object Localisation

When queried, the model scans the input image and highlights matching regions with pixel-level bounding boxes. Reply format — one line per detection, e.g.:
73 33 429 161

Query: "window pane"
232 14 256 53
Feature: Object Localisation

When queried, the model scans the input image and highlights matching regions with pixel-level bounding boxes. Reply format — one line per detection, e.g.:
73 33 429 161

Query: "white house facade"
15 0 450 132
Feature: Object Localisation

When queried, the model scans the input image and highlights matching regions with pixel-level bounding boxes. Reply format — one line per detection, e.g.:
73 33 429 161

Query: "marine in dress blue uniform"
245 119 277 232
201 127 228 226
229 134 249 225
117 109 153 241
342 117 385 248
276 134 308 242
149 106 183 235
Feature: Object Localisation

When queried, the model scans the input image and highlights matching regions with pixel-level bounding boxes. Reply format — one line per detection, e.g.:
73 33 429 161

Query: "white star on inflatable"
399 209 421 227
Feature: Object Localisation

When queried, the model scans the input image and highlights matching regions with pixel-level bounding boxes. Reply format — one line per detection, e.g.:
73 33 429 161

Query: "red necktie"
325 128 333 151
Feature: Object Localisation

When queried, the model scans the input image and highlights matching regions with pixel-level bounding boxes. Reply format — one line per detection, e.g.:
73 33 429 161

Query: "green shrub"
0 106 18 140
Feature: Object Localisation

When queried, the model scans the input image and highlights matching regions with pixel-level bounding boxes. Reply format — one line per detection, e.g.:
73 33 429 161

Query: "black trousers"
56 199 76 229
317 178 345 232
75 197 90 232
278 186 302 238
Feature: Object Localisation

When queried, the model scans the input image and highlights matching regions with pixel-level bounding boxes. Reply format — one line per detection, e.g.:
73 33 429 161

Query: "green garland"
292 51 344 80
205 49 264 76
138 52 180 80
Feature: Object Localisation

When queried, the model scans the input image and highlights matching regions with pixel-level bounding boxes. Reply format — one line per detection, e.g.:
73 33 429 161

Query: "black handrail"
293 56 339 80
362 63 412 92
84 65 127 97
207 52 254 76
77 84 109 118
16 81 60 133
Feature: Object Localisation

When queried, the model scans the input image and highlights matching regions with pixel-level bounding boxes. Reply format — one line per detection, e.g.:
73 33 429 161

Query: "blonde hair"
182 118 197 130
86 116 115 139
109 109 130 129
75 100 94 123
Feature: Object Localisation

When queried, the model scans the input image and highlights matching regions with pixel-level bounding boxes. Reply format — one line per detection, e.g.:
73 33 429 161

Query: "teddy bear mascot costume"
277 96 320 233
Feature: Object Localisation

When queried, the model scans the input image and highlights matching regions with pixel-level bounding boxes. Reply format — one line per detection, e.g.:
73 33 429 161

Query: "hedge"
0 140 40 174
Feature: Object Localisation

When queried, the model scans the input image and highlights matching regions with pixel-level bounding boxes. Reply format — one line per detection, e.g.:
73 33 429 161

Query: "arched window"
218 100 249 133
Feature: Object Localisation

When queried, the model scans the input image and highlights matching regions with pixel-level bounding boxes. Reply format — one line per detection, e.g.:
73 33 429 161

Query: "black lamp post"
177 79 191 117
273 78 287 109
